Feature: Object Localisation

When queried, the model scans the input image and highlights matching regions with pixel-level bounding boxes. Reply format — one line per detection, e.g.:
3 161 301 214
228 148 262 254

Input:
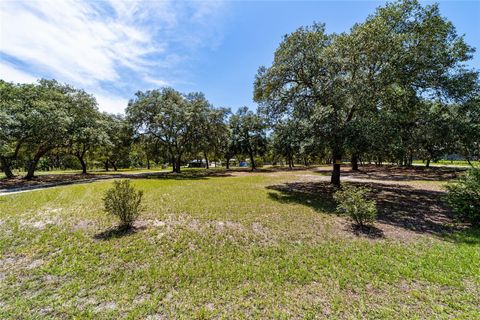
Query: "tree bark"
0 157 15 179
3 165 14 178
331 150 342 187
146 158 150 170
425 159 430 168
225 158 230 169
105 160 109 172
110 160 118 171
204 152 209 169
466 158 473 167
172 156 181 173
351 154 359 171
249 152 256 171
25 152 44 179
174 160 181 173
76 154 87 174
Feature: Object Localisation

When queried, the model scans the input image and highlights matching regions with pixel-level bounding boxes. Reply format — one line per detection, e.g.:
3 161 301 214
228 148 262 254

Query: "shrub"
445 167 480 226
333 185 377 226
103 180 144 229
254 157 264 168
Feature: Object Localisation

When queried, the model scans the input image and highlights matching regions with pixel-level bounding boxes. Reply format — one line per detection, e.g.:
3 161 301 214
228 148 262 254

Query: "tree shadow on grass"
93 225 146 240
441 228 480 245
266 182 338 214
312 165 465 182
135 170 233 181
349 224 385 239
266 180 479 243
0 170 234 194
266 183 385 239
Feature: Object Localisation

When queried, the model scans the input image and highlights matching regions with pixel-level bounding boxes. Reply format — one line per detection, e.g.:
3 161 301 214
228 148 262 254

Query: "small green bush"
445 167 480 226
333 185 377 226
253 157 264 168
103 180 144 228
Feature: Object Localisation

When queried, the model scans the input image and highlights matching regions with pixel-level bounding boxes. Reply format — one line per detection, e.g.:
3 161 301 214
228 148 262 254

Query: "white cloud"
0 60 128 112
0 0 157 86
94 92 129 115
143 76 170 87
0 0 227 113
0 62 37 84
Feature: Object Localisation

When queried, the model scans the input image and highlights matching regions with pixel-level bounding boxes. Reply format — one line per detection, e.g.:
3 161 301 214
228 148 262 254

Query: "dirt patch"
20 218 57 230
26 259 44 270
214 220 246 233
104 216 275 245
312 165 465 182
94 301 117 312
0 254 46 272
267 177 463 240
145 314 168 320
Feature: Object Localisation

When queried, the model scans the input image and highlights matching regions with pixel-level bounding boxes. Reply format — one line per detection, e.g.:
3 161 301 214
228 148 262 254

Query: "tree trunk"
25 153 43 179
288 156 292 169
172 156 181 173
0 157 15 179
204 152 209 170
331 150 342 187
249 152 256 171
225 158 230 169
146 158 150 170
466 158 473 167
174 160 181 173
105 160 109 172
426 159 430 168
110 160 118 171
3 165 14 179
351 154 359 171
77 155 87 174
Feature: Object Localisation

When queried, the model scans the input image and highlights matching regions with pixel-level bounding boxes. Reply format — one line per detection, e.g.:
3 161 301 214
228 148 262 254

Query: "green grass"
0 171 479 319
0 167 171 179
412 160 479 167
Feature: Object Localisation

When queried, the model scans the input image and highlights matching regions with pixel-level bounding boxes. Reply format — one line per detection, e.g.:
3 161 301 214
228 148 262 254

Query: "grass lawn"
0 167 171 180
0 169 479 319
412 160 479 167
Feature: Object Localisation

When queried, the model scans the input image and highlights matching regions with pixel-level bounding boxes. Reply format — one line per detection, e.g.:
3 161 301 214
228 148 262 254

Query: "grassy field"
412 160 479 167
0 168 479 319
0 167 171 179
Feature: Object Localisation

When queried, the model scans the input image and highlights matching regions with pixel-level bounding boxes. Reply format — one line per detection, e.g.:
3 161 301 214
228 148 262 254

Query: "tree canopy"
254 0 479 185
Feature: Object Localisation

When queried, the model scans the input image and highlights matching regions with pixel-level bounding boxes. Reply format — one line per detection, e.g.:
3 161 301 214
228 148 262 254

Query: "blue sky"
1 1 479 114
